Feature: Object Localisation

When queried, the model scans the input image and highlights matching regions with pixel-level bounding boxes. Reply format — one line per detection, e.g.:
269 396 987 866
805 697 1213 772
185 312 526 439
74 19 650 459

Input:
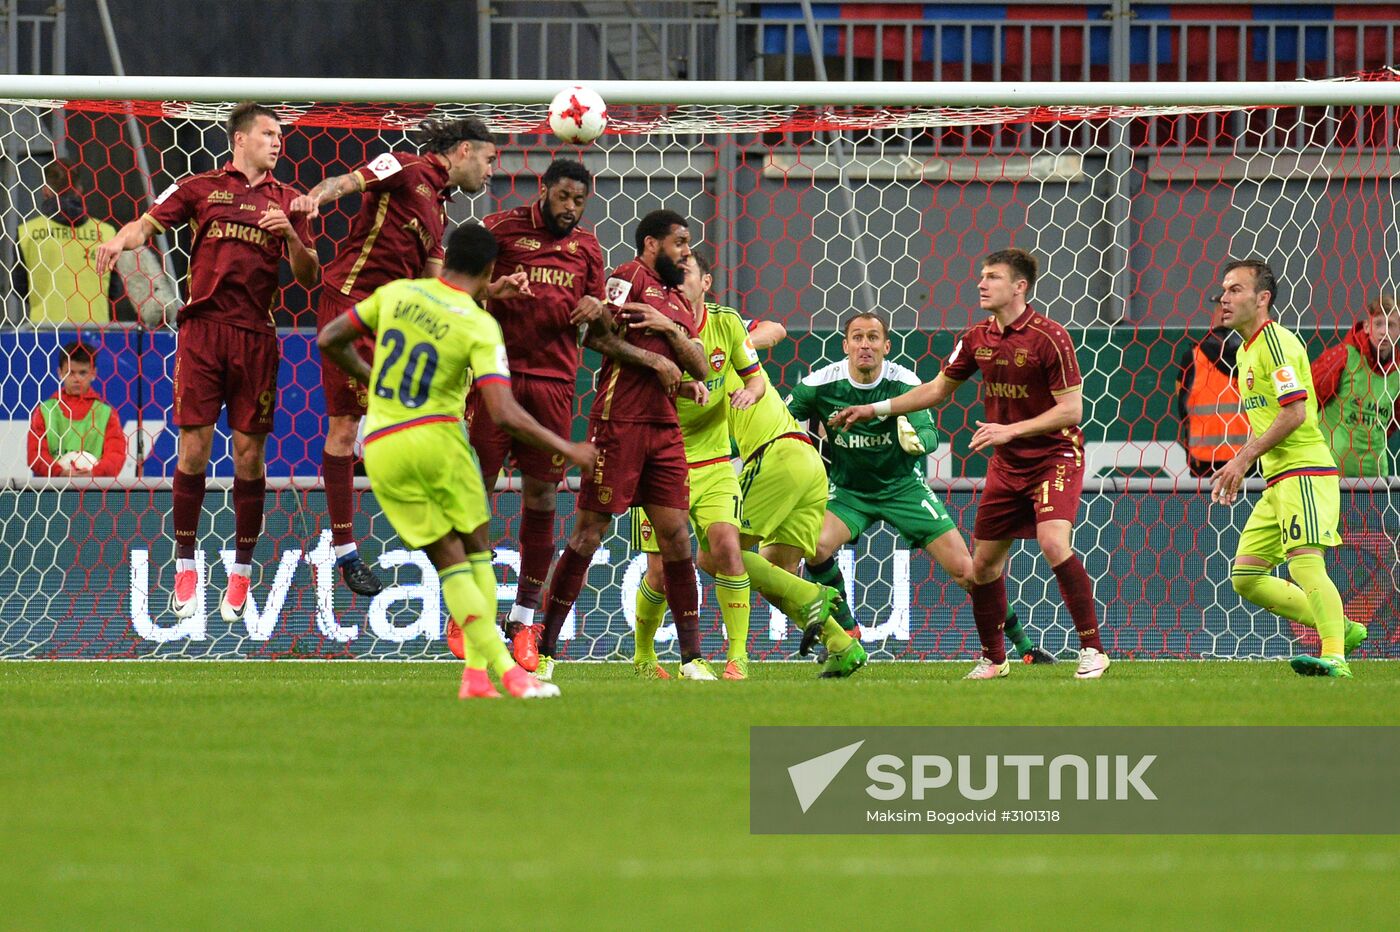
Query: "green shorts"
738 436 827 557
630 460 742 553
1235 472 1343 565
363 421 490 550
827 480 957 549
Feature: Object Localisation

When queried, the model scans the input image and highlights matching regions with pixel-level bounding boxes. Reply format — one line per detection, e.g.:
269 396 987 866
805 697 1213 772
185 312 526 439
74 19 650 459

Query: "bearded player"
534 209 715 680
293 118 500 597
318 223 595 699
833 249 1109 680
790 310 1054 664
95 101 318 622
474 159 607 668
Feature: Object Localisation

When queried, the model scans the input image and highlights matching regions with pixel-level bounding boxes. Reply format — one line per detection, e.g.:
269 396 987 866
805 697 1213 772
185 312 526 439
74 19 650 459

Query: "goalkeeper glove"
896 416 926 455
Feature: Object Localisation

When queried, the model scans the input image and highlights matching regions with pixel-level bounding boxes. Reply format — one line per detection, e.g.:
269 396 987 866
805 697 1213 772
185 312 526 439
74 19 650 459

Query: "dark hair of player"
57 340 96 370
541 159 592 191
984 248 1039 294
226 102 280 144
843 310 888 338
443 223 499 277
691 249 713 277
415 117 495 154
1223 258 1281 312
44 158 91 194
634 209 688 255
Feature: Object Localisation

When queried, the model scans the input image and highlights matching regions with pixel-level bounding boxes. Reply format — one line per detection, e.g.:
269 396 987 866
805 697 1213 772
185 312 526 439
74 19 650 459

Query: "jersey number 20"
373 328 439 408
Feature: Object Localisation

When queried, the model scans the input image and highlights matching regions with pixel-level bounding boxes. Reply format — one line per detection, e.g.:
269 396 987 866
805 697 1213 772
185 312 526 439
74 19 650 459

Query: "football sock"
821 619 854 654
970 577 1009 664
171 468 206 561
516 507 556 611
231 475 265 567
540 545 591 658
1003 609 1034 653
1051 554 1103 651
633 576 667 662
1230 564 1314 627
469 552 513 675
662 558 702 663
741 550 821 619
714 572 751 661
321 451 356 549
1287 552 1345 657
804 555 857 630
442 553 514 676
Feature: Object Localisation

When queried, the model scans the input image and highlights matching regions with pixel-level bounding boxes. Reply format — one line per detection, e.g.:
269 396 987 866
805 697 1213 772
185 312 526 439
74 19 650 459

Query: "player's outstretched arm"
830 372 960 429
317 313 373 386
476 380 598 470
289 172 360 220
583 317 683 393
748 320 787 350
1211 400 1305 504
94 217 158 275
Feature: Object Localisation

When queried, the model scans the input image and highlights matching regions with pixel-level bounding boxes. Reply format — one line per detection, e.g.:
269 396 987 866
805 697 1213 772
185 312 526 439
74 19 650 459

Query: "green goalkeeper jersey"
786 359 941 495
1235 319 1337 482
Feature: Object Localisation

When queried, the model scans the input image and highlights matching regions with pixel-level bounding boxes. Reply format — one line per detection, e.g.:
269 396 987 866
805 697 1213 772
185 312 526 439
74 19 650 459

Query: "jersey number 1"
374 328 439 408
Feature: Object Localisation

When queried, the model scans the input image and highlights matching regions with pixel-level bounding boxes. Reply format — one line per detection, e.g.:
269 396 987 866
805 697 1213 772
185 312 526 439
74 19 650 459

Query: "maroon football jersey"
940 305 1085 471
321 151 451 301
484 202 605 380
145 164 312 334
590 258 697 425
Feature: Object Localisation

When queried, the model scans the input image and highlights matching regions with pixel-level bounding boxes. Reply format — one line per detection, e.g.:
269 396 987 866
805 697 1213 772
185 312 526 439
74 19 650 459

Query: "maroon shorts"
578 417 690 515
172 316 279 434
318 288 374 417
973 454 1085 541
466 374 576 485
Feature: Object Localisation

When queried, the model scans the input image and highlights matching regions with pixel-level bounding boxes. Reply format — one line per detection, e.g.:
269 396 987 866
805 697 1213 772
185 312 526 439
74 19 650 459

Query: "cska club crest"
1014 348 1028 367
710 348 727 372
1245 367 1254 390
640 521 653 542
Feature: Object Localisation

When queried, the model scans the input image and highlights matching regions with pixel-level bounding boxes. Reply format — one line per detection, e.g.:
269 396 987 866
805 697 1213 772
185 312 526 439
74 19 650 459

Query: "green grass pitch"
4 660 1399 929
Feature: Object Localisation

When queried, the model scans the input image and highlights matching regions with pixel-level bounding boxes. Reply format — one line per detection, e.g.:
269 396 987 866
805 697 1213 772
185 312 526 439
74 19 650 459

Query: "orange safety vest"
1186 346 1251 463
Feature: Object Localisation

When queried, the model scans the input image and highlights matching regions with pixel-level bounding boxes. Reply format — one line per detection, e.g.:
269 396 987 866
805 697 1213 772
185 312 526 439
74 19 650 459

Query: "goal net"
1 75 1396 660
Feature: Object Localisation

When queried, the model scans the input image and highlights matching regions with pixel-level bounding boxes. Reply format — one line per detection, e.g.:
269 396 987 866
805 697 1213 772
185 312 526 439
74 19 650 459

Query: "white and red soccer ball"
548 85 608 144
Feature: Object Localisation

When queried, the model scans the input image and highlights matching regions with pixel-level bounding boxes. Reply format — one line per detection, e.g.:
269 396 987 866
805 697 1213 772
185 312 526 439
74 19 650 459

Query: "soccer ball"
548 85 608 145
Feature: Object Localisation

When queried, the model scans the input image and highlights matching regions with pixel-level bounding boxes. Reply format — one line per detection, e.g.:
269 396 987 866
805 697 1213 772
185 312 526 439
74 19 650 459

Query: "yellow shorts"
363 421 490 550
1235 472 1342 565
738 436 827 557
630 460 742 553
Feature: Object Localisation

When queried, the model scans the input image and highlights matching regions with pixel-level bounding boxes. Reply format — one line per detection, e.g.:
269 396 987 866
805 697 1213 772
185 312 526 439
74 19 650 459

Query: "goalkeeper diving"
787 311 1054 663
